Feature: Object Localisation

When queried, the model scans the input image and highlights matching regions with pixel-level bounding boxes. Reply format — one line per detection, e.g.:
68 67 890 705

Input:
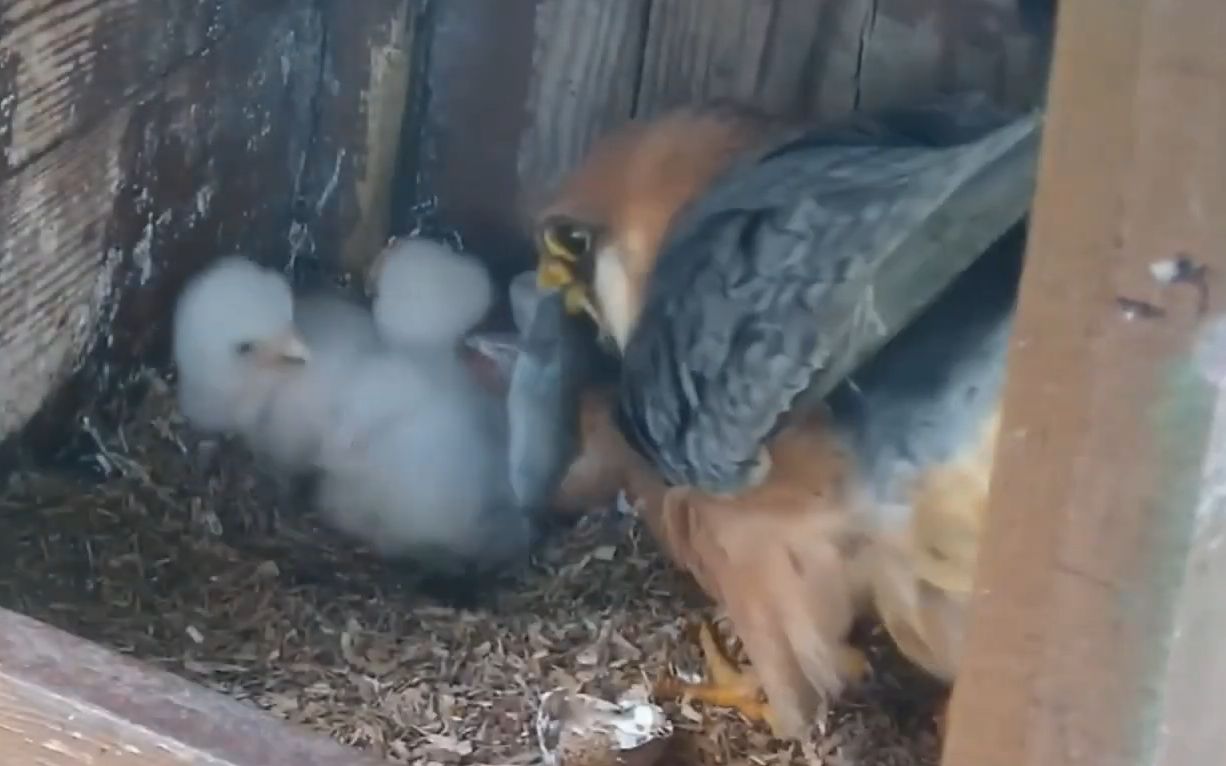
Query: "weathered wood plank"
635 0 838 117
406 0 541 269
635 0 1045 121
0 0 282 179
0 6 325 444
941 0 1226 763
856 0 1042 111
517 0 649 210
410 0 1051 272
409 0 649 272
0 607 380 765
292 0 417 275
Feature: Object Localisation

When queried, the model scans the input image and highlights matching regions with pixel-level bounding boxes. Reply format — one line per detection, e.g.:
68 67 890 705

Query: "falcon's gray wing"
615 93 1042 493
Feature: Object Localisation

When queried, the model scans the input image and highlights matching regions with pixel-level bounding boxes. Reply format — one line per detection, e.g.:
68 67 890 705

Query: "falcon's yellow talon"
837 645 871 683
654 620 785 735
696 620 749 690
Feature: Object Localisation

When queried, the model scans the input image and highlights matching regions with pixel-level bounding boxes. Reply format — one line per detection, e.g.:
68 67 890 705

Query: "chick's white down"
172 244 533 575
173 256 376 479
172 256 302 438
257 290 381 475
314 351 525 571
371 236 495 348
314 238 533 573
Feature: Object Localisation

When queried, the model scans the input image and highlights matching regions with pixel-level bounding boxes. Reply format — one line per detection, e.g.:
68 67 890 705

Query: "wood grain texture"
408 0 651 274
517 0 649 211
410 0 1051 275
0 0 263 179
0 3 324 444
636 0 1044 121
0 607 381 766
635 0 842 117
941 0 1226 763
293 0 417 275
407 0 541 270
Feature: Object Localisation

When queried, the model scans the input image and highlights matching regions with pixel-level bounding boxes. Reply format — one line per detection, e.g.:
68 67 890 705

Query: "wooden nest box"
4 1 1222 766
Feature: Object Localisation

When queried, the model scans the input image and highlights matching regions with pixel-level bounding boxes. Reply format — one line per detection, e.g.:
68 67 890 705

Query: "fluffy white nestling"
172 256 310 440
312 239 533 573
171 256 378 479
368 236 494 349
255 288 381 475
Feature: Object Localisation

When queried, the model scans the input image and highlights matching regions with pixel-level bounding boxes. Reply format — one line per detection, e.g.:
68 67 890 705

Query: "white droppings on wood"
315 149 346 215
192 185 214 225
286 220 313 272
132 220 155 286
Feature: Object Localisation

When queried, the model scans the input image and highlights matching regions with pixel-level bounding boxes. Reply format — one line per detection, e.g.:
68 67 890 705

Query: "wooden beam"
942 0 1226 765
0 608 380 766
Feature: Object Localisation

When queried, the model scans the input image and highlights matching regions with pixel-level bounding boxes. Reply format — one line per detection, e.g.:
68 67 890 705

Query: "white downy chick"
369 235 494 349
251 288 383 476
314 351 530 574
172 256 310 439
311 239 532 574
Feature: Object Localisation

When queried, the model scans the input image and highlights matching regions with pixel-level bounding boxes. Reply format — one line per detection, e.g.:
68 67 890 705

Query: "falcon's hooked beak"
536 217 601 326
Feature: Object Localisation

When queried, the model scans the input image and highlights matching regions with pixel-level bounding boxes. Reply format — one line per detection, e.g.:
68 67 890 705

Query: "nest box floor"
0 373 942 766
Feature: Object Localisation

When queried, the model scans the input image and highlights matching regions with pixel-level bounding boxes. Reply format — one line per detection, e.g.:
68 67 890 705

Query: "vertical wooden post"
942 1 1226 766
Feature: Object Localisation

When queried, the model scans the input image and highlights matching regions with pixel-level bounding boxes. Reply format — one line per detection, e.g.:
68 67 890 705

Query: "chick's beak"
256 329 311 366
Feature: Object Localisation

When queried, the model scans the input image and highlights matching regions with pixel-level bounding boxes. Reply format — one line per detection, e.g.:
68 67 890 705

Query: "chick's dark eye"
234 341 255 356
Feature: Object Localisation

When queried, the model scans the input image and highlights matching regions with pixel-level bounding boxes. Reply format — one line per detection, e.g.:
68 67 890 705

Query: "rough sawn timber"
0 607 384 766
941 0 1226 763
406 0 1049 273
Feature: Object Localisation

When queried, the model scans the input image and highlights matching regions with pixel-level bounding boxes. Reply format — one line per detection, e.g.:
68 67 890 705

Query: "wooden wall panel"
409 0 1050 276
517 0 649 212
635 0 1042 119
0 2 323 444
0 0 251 179
407 0 648 275
635 0 845 117
1 0 1050 445
404 0 542 272
1 0 419 448
293 0 418 277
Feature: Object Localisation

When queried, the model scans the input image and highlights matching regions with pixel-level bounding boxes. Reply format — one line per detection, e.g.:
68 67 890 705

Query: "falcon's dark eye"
540 217 596 260
555 224 592 256
234 341 256 356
